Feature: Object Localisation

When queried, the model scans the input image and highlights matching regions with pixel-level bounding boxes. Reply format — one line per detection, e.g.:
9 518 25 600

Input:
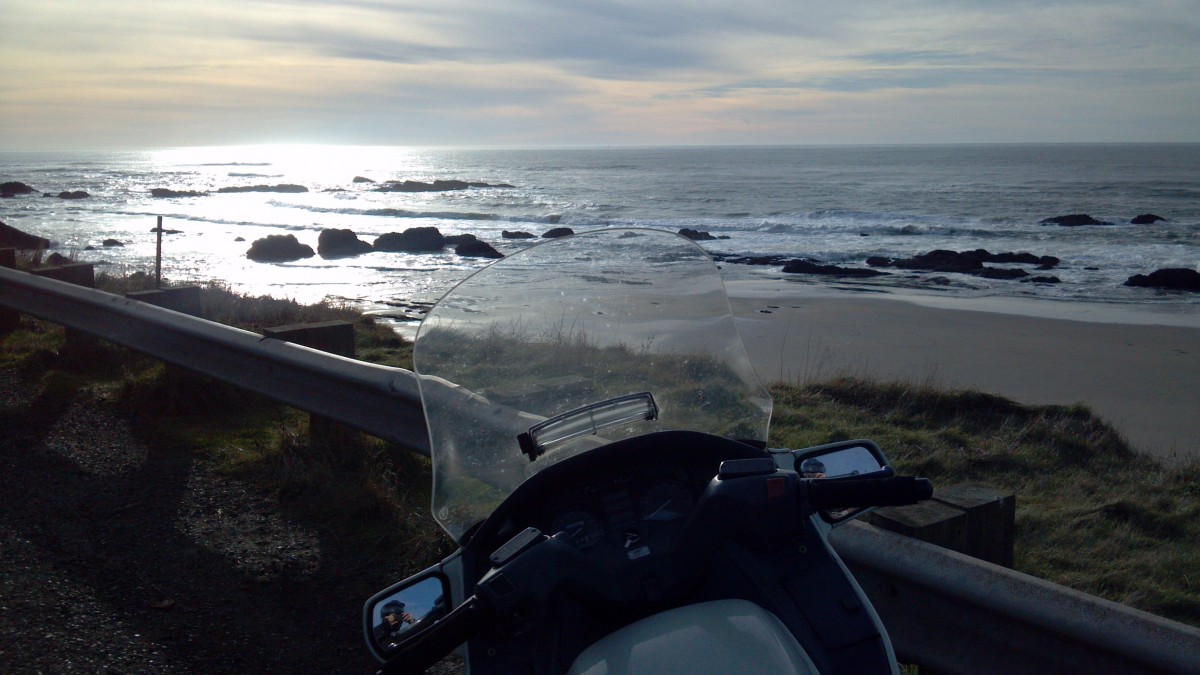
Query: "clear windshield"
414 229 773 540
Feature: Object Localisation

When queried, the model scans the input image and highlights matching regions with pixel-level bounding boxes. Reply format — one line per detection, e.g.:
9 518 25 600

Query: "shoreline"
725 281 1200 462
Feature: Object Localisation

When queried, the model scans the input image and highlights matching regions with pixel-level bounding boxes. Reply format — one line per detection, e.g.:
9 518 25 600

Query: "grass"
769 377 1200 627
2 273 1196 627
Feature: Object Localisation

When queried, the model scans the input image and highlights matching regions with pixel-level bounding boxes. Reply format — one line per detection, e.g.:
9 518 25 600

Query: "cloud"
1 0 1197 148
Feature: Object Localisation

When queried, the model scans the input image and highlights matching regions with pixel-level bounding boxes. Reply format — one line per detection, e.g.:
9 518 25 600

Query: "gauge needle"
647 500 672 520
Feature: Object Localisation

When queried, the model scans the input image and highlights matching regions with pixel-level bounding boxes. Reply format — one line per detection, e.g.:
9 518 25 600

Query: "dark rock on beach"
1131 214 1166 225
352 176 375 183
503 230 537 239
711 254 792 266
151 188 208 198
542 227 575 238
452 235 503 259
374 227 446 252
1040 214 1113 226
245 234 315 262
781 259 888 278
0 221 51 249
218 184 308 194
1124 268 1200 292
869 249 1054 280
317 229 373 259
679 228 717 241
1 181 36 198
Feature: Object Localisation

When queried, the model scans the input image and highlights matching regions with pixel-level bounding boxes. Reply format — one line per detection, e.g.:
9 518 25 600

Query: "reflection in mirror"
796 445 884 479
369 575 450 655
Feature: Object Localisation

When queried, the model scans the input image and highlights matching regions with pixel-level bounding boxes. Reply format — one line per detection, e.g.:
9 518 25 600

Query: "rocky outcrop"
374 180 514 193
781 260 888 278
373 227 446 252
51 190 90 200
317 229 373 258
452 235 503 259
542 227 574 238
678 228 730 241
102 239 124 247
151 188 208 198
1 181 35 198
0 221 51 249
245 234 315 262
1039 214 1113 226
352 176 375 183
867 249 1057 280
502 230 536 239
1124 268 1200 292
218 184 308 194
1131 214 1166 225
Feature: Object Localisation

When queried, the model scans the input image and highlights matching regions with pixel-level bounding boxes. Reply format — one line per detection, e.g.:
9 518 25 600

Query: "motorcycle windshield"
414 229 772 540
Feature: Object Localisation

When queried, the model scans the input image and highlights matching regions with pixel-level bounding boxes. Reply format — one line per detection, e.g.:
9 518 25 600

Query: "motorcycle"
362 229 933 674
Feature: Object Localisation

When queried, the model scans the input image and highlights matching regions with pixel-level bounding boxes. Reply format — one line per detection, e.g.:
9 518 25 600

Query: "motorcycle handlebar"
808 475 933 510
377 596 487 675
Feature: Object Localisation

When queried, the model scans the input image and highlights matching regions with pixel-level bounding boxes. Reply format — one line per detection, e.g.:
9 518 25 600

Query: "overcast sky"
2 0 1198 150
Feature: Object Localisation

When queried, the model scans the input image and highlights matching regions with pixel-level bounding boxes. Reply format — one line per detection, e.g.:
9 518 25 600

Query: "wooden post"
262 320 357 445
127 286 203 317
31 263 98 354
0 249 17 333
868 483 1015 568
155 215 163 289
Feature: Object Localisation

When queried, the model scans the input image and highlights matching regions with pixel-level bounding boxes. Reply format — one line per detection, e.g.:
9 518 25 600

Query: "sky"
2 0 1198 150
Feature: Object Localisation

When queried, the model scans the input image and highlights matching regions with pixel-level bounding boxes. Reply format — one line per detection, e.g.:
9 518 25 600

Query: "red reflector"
766 476 786 500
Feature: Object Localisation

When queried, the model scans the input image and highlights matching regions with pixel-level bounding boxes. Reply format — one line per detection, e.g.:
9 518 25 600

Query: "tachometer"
550 509 604 549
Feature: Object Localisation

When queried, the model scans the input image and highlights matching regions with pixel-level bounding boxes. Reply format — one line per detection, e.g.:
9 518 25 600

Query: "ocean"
3 144 1198 329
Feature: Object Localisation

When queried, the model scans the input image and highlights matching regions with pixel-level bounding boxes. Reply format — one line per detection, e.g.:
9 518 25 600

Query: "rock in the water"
1039 214 1113 226
1 181 36 198
52 190 90 199
502 230 536 239
1124 268 1200 292
542 227 575 238
1022 276 1062 284
102 239 124 247
0 221 51 249
1131 213 1166 225
317 228 373 258
218 184 308 194
352 176 376 183
455 237 503 259
374 227 446 252
45 252 73 266
374 179 512 193
781 259 888 277
678 228 717 241
246 234 315 262
152 188 208 198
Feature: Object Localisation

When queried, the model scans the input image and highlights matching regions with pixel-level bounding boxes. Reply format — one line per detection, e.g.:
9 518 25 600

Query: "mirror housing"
363 571 452 662
790 439 892 524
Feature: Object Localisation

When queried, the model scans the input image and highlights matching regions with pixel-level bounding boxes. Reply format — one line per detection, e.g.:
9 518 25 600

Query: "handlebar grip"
377 596 487 675
809 476 933 510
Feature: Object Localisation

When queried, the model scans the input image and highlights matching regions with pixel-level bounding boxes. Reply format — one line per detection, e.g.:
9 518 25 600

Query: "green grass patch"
769 377 1200 627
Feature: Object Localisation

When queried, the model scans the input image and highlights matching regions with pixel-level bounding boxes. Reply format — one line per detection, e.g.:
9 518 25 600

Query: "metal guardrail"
832 520 1200 674
3 264 1198 673
0 266 428 455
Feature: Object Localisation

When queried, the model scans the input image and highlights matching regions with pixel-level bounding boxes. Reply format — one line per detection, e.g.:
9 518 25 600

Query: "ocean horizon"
3 143 1198 328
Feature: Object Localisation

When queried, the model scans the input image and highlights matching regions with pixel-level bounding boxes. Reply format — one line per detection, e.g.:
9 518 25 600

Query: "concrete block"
127 286 203 317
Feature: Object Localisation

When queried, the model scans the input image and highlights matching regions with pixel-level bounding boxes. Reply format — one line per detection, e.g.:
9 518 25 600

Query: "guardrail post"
0 249 16 333
262 320 357 445
126 286 203 317
31 262 98 354
868 483 1015 567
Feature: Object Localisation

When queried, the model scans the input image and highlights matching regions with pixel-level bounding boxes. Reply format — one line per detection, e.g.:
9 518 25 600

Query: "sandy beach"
727 281 1200 463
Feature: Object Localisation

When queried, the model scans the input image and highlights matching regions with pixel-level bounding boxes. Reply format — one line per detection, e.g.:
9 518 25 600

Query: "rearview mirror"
791 440 890 523
365 573 451 660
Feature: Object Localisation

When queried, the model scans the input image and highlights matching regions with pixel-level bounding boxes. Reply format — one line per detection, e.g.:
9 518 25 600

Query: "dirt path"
0 367 406 673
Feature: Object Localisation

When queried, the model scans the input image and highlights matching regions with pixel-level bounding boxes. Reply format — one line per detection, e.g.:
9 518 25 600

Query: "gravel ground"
0 365 413 674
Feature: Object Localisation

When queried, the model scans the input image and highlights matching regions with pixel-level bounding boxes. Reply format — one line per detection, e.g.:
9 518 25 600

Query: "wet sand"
727 282 1200 462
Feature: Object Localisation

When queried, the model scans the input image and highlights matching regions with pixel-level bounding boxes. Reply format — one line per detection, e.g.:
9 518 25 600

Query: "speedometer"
639 482 693 522
550 509 604 549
